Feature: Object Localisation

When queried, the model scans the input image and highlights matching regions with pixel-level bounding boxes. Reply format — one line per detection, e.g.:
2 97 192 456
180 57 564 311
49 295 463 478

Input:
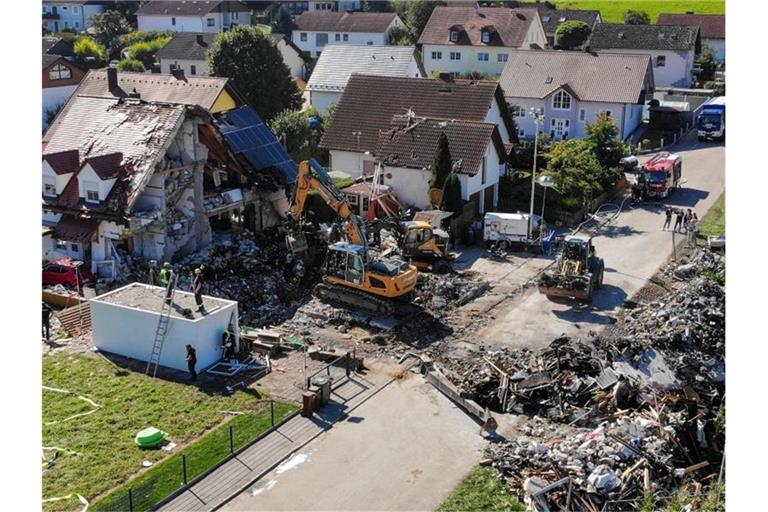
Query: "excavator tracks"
314 282 395 316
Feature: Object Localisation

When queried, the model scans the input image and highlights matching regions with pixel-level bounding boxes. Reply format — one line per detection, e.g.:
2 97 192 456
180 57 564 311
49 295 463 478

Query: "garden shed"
90 283 239 374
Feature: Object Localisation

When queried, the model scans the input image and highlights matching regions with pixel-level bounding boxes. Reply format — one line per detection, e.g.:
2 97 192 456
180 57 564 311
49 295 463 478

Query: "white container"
90 283 239 374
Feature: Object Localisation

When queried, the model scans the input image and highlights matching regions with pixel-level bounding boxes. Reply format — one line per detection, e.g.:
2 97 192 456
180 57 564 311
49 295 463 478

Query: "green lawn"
43 353 296 512
698 192 725 237
555 1 725 23
437 467 525 512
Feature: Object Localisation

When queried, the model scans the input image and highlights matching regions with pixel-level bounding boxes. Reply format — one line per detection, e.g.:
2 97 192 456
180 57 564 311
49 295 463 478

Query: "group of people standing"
663 207 700 245
147 260 207 313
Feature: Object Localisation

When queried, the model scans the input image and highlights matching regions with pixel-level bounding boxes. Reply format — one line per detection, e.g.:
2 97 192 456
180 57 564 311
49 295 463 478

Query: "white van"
483 212 545 250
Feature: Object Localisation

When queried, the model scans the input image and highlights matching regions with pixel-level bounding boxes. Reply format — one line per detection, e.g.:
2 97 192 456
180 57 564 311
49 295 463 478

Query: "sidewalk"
158 373 390 511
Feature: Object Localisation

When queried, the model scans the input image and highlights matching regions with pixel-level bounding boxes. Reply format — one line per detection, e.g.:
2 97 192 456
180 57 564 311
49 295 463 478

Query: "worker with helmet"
193 266 205 313
148 260 158 286
159 262 175 305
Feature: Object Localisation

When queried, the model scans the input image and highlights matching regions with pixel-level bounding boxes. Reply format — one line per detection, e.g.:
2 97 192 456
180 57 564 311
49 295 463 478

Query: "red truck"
642 152 682 199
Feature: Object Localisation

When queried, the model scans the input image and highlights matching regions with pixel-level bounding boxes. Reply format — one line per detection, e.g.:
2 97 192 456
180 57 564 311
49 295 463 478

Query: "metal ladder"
146 273 178 377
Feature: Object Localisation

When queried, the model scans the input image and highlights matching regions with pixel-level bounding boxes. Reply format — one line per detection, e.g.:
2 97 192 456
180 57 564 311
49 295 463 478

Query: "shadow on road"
548 284 627 325
666 188 710 208
595 224 644 239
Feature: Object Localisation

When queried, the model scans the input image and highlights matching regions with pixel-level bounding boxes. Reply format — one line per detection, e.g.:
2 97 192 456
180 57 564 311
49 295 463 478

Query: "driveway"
222 374 485 511
475 134 725 350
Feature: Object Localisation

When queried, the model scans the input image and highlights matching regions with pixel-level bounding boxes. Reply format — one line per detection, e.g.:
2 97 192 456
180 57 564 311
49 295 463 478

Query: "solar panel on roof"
215 106 298 182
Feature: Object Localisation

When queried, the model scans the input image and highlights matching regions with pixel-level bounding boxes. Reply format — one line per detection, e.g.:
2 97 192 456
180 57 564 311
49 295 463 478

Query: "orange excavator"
287 160 418 315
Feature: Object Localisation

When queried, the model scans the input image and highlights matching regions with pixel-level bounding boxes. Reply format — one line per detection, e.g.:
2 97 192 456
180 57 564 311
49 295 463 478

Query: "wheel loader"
538 235 604 302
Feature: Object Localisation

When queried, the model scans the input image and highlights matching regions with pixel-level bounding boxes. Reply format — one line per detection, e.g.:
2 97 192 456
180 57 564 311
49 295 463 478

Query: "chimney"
107 65 118 93
171 67 185 80
196 34 204 46
686 11 694 14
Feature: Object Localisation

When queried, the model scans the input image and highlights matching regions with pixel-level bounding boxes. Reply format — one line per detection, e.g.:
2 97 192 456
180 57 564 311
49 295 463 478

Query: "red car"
43 259 95 288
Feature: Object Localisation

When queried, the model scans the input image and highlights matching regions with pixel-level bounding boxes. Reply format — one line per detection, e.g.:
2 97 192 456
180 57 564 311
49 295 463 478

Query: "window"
599 110 612 118
481 31 491 43
190 65 197 75
74 21 79 29
207 18 215 27
316 51 322 57
335 33 341 41
518 128 525 138
300 32 307 42
348 194 359 205
43 178 56 196
49 63 72 81
431 51 442 60
497 53 508 63
73 6 78 13
656 55 666 67
579 109 586 121
363 197 370 212
552 90 571 110
450 51 461 60
477 52 489 62
62 5 68 10
316 33 328 47
450 30 458 42
84 181 99 202
367 41 373 45
70 243 80 253
233 11 239 20
64 21 70 28
172 17 176 26
343 34 348 41
510 106 525 118
55 241 67 251
481 157 487 185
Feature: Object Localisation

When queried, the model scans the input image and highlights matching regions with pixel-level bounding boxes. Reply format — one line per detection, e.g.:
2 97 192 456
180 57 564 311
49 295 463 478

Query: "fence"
305 351 357 390
94 400 299 512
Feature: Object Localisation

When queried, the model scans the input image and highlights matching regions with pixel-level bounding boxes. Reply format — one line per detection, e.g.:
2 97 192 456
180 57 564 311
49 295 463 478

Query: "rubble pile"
413 272 490 314
122 230 321 327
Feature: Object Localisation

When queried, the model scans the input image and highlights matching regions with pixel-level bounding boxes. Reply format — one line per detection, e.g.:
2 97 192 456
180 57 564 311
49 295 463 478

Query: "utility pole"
528 109 544 241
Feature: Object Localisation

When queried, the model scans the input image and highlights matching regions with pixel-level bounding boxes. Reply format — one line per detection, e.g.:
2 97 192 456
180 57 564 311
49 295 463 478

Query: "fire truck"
641 152 682 199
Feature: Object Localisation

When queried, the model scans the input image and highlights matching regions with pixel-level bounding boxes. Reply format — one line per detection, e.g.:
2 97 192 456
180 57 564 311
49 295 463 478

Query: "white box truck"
483 212 545 250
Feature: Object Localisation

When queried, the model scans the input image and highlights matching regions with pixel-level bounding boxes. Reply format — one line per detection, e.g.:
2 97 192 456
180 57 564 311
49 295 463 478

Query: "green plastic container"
134 427 168 448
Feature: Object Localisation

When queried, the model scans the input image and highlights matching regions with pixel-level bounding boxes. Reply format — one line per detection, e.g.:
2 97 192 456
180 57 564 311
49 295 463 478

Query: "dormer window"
482 31 491 43
84 181 100 203
552 90 572 110
450 30 459 42
43 178 56 197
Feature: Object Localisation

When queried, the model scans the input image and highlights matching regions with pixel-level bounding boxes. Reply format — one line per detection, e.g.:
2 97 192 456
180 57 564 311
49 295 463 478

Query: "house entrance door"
551 119 570 140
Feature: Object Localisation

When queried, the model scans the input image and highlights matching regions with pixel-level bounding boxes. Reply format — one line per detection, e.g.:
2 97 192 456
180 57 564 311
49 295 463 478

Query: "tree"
209 26 302 121
555 20 591 50
269 109 314 158
439 173 464 216
388 25 414 45
117 58 146 72
269 5 293 37
697 45 718 82
624 10 650 25
431 132 452 190
125 36 171 68
73 37 107 69
585 113 627 172
404 1 445 41
92 10 132 49
543 139 604 205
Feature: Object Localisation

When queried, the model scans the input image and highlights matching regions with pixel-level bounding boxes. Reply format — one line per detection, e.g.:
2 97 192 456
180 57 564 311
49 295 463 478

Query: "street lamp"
538 175 555 221
528 108 545 241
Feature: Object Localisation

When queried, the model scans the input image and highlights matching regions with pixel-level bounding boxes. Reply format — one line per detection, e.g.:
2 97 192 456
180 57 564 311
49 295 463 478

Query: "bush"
73 37 107 69
555 20 591 50
388 25 414 45
704 81 725 96
126 36 171 67
117 58 146 72
624 10 650 25
120 30 175 47
697 45 718 82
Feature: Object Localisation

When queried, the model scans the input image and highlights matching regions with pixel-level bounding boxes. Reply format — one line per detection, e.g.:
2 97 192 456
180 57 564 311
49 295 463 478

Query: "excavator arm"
289 160 367 249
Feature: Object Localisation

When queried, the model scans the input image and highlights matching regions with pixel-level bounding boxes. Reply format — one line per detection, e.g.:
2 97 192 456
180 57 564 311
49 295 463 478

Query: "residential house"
376 116 508 216
155 32 309 79
43 68 297 277
417 6 547 77
42 1 106 33
658 13 724 63
306 45 425 114
308 1 361 11
499 50 654 141
43 38 85 129
136 1 252 33
536 6 602 48
320 74 517 215
292 11 403 57
589 23 701 88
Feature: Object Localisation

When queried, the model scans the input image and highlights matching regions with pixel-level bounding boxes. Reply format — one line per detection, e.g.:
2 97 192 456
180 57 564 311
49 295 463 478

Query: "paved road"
477 134 725 350
223 374 485 511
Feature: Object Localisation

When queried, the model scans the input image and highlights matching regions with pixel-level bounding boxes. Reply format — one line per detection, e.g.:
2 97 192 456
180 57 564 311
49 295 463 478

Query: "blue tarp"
215 106 298 183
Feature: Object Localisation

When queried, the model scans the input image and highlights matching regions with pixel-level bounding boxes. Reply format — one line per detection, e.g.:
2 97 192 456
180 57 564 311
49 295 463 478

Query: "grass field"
556 1 725 23
698 192 725 237
42 353 296 512
437 467 525 512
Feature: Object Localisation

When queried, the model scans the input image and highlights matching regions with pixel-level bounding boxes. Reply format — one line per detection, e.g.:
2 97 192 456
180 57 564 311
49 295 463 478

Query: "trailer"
697 96 725 141
483 212 545 250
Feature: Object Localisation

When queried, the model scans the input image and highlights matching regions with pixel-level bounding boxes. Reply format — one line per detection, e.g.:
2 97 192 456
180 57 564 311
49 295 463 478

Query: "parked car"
43 259 95 288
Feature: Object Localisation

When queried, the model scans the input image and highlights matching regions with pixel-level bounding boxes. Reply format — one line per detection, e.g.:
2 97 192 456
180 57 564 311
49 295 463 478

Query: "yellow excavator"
384 211 454 274
287 160 418 315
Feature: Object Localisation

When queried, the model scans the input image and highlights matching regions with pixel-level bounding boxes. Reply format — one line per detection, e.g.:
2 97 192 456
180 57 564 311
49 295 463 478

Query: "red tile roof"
657 13 725 40
53 215 99 243
295 11 399 33
43 150 79 175
84 153 123 180
320 74 512 153
417 6 538 47
376 116 506 176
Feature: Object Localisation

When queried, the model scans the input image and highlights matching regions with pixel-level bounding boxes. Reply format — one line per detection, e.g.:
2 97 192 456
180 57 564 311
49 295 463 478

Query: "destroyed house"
42 68 296 278
375 116 508 216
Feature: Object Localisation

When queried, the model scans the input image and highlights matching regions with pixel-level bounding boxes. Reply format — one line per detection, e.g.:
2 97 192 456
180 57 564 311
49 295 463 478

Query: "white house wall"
381 166 433 210
137 12 250 33
487 99 511 142
276 40 307 79
90 289 237 373
77 164 116 202
329 150 376 176
293 27 398 57
309 90 341 115
599 48 694 88
159 57 208 76
42 160 73 195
